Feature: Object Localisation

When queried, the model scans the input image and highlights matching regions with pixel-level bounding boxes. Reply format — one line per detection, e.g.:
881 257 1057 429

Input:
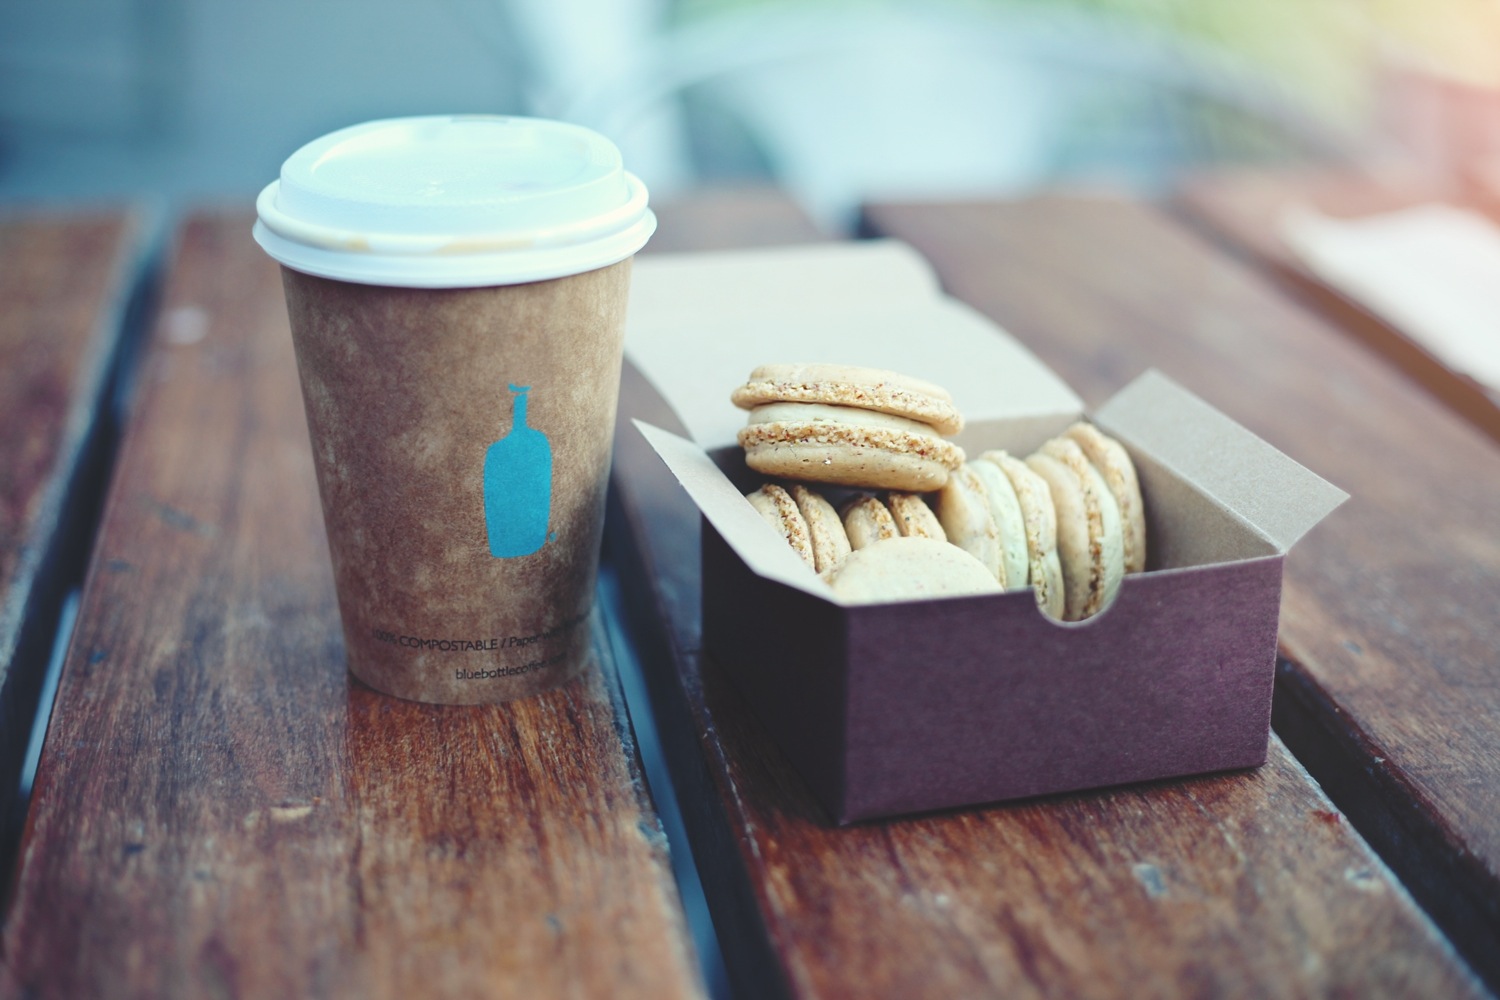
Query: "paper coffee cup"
254 115 655 703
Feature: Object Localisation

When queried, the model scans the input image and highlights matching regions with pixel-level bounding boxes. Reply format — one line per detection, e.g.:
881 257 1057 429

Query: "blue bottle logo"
484 383 553 558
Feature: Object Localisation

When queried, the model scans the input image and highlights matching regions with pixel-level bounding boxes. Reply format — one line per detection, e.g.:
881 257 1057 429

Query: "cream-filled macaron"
1064 422 1146 574
827 536 1002 605
732 362 964 435
745 484 815 569
967 457 1028 593
934 464 1004 586
841 494 900 550
732 363 966 491
886 493 946 541
737 401 964 491
1027 438 1125 621
983 450 1065 621
789 483 852 576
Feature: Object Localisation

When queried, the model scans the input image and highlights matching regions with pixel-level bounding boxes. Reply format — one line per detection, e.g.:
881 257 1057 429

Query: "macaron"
732 362 964 434
789 483 852 576
934 464 1004 587
966 457 1028 593
841 494 900 550
885 493 946 541
746 484 815 570
1064 422 1146 574
1026 438 1125 621
733 364 966 491
981 450 1065 621
827 536 1003 605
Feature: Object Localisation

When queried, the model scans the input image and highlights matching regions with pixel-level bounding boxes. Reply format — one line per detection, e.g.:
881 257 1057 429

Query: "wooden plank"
0 212 703 1000
611 192 830 1000
1174 167 1500 443
641 188 828 255
607 193 1486 998
864 195 1500 992
0 211 150 875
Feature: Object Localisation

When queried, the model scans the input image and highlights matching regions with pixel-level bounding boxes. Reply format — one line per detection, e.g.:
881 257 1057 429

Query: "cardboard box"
625 242 1347 824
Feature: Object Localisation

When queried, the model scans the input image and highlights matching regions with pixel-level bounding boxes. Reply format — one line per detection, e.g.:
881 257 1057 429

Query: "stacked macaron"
732 363 966 491
733 364 1146 616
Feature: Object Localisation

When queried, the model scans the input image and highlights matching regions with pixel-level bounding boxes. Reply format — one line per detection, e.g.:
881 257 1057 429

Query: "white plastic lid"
253 115 656 287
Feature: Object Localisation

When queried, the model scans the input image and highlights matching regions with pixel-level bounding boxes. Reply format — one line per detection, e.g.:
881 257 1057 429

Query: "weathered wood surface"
1 212 703 1000
1175 167 1500 442
866 196 1500 992
607 193 1487 998
641 187 828 255
0 211 148 873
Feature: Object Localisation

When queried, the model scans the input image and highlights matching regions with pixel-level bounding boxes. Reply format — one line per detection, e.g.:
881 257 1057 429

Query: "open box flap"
626 242 1083 452
632 420 836 600
1094 370 1349 553
627 239 943 328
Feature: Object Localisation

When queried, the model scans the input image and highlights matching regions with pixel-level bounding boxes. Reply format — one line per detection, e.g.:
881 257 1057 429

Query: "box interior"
626 242 1347 607
704 433 1279 576
638 379 1329 611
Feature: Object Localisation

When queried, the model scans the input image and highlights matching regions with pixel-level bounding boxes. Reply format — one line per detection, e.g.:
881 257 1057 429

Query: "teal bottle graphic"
484 384 552 557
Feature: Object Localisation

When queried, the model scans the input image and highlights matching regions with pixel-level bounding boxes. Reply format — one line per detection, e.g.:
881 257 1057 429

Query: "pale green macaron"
1027 437 1125 621
983 450 1066 621
1064 422 1146 574
968 457 1029 594
934 464 1004 587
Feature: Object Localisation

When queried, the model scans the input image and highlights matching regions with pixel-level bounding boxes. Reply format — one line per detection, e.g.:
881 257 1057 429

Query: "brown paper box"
283 260 631 704
624 243 1347 824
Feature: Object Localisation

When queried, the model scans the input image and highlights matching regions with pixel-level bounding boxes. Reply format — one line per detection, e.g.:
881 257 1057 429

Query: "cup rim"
253 116 656 288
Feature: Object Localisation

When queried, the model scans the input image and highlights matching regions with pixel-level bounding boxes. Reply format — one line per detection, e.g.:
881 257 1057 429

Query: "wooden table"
1175 166 1500 443
2 190 1497 997
1 213 702 999
612 192 1499 997
0 211 154 874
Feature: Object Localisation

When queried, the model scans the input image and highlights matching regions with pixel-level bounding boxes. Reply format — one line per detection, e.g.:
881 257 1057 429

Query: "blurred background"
2 0 1500 229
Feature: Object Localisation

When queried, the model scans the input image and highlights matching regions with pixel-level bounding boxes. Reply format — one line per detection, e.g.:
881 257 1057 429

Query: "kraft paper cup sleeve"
283 261 632 703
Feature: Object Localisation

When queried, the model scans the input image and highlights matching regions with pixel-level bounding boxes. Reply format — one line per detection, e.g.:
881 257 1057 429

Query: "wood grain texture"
1174 167 1500 442
0 211 148 875
640 188 828 255
864 195 1500 992
609 192 832 1000
607 194 1485 998
1 212 703 1000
